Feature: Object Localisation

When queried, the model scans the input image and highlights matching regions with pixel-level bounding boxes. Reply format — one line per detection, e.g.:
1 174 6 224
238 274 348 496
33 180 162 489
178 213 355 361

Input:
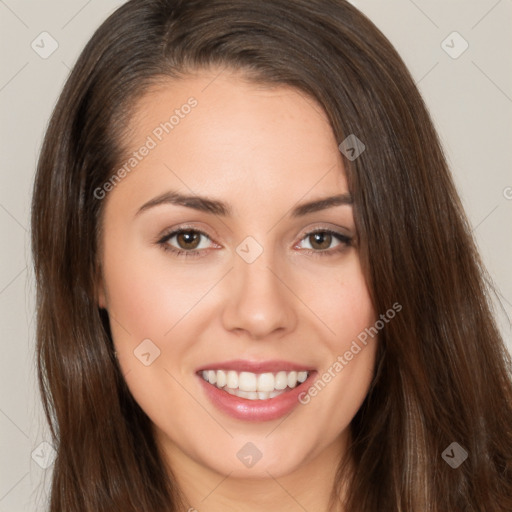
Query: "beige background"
1 1 511 510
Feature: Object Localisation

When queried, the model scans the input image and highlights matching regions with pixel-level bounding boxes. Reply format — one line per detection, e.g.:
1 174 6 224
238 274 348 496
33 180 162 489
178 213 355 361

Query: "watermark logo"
31 441 57 469
31 32 58 59
236 442 263 468
441 31 469 60
339 134 366 161
236 236 264 264
133 338 161 366
442 442 468 468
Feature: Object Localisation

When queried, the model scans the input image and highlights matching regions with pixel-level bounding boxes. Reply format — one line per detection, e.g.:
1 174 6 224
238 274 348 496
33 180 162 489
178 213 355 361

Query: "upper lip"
196 359 315 374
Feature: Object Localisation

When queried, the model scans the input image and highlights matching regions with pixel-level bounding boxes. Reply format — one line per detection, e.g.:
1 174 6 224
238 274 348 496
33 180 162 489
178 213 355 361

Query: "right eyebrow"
136 190 232 217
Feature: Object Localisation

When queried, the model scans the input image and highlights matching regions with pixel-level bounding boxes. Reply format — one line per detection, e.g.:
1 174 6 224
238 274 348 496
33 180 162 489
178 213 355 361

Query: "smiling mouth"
199 369 310 400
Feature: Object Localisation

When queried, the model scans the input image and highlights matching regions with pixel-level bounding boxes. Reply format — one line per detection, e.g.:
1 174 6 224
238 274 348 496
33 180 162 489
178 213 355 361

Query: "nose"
221 246 298 339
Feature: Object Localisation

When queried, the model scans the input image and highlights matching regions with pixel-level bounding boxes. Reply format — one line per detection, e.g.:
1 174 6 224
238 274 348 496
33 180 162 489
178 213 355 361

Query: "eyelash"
156 226 352 259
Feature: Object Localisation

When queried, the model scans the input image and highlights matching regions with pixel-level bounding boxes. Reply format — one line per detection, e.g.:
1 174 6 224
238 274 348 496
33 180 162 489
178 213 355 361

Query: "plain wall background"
1 1 511 510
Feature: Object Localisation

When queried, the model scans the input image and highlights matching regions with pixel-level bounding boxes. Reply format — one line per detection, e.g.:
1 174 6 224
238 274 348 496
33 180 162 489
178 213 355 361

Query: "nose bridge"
221 236 297 338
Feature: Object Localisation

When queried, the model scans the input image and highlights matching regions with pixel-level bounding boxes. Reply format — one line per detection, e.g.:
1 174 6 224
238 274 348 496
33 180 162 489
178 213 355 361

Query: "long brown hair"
31 0 512 510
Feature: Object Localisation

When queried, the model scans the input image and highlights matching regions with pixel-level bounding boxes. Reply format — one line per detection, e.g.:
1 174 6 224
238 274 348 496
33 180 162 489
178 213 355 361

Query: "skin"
97 69 378 512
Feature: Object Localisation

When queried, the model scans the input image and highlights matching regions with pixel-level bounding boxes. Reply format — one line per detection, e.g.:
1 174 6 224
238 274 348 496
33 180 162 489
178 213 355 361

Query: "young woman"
31 0 512 510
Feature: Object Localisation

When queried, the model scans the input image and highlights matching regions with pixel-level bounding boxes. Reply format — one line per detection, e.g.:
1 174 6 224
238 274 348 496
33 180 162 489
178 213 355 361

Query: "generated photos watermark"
298 302 402 404
93 96 198 200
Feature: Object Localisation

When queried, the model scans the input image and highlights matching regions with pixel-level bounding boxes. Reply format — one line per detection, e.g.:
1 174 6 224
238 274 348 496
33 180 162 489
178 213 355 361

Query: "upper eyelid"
158 227 214 246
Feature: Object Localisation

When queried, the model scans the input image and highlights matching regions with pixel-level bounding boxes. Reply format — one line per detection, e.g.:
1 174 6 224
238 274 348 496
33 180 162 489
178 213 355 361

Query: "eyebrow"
136 190 353 218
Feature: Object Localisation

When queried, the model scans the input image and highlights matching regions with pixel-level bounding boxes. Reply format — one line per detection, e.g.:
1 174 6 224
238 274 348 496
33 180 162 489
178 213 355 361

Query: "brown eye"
176 230 201 250
308 232 333 251
157 228 214 257
297 229 352 256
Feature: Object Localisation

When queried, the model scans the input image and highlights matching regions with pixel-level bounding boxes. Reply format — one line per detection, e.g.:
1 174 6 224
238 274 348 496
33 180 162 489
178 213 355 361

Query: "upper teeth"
201 369 309 392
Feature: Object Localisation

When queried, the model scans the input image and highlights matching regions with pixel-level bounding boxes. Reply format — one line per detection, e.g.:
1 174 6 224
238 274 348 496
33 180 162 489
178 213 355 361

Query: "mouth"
195 360 316 421
199 369 310 400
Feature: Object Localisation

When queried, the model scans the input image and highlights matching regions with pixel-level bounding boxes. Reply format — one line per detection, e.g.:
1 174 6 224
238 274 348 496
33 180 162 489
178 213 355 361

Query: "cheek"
298 311 378 446
294 254 377 420
101 245 203 427
299 253 375 344
102 240 214 343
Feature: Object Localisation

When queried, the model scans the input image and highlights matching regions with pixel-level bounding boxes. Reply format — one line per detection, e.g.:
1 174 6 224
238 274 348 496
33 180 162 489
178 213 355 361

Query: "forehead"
109 70 348 212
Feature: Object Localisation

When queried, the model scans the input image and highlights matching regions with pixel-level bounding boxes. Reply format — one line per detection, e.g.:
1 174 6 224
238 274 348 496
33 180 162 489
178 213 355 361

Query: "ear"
95 268 108 309
97 284 107 309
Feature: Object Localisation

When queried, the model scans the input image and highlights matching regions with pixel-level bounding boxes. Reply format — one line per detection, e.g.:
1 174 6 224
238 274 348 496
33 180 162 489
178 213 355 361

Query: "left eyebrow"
290 193 353 217
135 190 353 217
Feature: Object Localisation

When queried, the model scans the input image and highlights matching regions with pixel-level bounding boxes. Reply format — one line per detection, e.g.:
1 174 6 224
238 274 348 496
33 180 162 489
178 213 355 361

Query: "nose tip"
220 251 297 339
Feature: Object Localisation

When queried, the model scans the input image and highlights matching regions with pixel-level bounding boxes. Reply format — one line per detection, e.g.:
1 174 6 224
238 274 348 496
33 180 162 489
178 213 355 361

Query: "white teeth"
216 369 227 388
274 371 288 390
226 370 238 389
238 371 257 392
257 372 275 392
287 371 298 388
236 390 259 400
224 388 287 400
200 369 310 399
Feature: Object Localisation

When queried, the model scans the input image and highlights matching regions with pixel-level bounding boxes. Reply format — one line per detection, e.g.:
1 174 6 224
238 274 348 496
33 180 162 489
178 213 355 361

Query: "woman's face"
98 70 378 479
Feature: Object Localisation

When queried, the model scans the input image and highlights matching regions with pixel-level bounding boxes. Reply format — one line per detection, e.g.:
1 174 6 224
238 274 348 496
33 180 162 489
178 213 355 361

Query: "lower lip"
197 372 317 422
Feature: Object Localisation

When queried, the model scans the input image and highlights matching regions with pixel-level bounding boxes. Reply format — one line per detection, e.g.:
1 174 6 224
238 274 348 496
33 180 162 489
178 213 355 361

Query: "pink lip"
197 369 317 422
196 359 315 373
